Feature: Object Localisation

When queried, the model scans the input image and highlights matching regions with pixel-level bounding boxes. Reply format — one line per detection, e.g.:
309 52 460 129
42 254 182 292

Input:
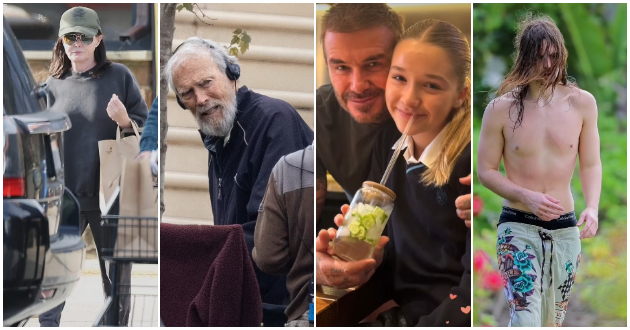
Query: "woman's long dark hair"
495 13 576 130
49 31 111 78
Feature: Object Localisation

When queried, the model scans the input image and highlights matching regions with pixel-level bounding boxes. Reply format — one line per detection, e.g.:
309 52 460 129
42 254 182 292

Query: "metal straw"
380 115 414 185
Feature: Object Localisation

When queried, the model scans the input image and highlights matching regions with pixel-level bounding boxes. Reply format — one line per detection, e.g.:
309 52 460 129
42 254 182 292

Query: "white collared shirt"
391 124 449 167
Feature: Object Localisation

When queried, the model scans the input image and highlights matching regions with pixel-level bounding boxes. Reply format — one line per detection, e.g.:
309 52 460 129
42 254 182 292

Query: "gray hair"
164 37 239 94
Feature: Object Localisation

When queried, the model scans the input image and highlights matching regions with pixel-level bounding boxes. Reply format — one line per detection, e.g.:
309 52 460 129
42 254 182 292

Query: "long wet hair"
49 31 111 78
401 19 471 187
495 13 575 130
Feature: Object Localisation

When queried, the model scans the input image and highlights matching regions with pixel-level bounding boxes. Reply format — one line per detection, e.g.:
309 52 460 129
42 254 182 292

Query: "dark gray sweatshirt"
46 62 148 210
253 144 314 322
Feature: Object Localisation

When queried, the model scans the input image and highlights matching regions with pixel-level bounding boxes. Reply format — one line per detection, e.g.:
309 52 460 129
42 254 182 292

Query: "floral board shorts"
496 208 581 327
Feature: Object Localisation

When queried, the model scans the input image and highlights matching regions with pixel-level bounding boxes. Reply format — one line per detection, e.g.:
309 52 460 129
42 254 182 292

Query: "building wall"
163 3 315 225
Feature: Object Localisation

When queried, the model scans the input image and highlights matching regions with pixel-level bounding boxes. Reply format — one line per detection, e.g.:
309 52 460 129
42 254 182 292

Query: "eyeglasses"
62 33 94 46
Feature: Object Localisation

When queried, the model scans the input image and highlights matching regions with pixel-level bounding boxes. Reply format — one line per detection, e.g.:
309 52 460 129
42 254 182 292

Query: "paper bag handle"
115 120 141 141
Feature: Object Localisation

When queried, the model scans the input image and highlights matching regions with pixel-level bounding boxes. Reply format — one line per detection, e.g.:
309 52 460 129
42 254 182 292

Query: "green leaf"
234 28 242 35
230 35 240 47
609 3 627 68
238 42 248 55
228 47 239 57
241 31 252 45
183 3 194 12
560 3 611 77
238 31 252 55
176 4 183 11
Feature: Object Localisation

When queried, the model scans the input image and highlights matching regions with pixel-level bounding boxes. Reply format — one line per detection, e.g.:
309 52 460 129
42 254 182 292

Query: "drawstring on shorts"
538 230 554 294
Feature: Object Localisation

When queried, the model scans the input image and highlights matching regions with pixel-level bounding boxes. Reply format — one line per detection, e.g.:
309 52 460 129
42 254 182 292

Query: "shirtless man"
477 15 601 327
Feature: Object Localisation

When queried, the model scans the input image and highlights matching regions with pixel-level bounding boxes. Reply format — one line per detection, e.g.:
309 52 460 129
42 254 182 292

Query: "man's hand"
316 204 388 289
523 191 565 221
456 174 472 228
577 207 598 239
106 94 131 128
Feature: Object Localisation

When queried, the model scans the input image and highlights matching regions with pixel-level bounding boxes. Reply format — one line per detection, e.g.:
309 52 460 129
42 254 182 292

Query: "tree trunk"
159 3 177 218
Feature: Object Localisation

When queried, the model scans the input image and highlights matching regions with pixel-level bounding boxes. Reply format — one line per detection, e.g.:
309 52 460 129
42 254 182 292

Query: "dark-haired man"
477 14 601 327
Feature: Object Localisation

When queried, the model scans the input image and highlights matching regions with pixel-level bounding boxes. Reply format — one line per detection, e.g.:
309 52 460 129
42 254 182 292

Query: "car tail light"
3 117 26 198
3 177 25 197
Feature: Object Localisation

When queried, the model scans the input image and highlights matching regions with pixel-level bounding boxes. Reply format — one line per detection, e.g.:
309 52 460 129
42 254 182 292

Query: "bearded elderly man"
164 37 313 326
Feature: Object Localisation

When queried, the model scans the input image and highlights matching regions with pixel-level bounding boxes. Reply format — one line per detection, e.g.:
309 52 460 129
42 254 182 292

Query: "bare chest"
502 104 583 157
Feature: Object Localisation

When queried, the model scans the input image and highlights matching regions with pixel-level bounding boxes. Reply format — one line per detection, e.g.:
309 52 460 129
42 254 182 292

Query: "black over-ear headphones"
173 39 241 110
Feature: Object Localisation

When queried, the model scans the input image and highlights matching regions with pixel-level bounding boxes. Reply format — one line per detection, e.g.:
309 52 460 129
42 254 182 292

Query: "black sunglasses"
62 33 95 46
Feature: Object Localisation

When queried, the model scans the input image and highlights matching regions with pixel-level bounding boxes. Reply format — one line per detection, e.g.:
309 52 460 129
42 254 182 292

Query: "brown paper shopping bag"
98 122 142 212
114 158 158 259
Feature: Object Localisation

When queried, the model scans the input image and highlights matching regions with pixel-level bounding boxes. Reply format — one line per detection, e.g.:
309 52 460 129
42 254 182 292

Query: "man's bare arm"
576 92 602 238
476 100 564 220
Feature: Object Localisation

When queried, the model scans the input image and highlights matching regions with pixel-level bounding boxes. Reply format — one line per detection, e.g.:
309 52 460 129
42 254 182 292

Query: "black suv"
3 17 85 326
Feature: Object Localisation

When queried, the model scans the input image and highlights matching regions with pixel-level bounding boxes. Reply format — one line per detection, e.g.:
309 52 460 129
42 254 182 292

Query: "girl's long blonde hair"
401 19 471 187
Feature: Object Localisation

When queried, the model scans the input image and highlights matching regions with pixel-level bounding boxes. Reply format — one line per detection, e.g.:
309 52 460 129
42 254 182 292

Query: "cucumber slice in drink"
361 214 376 230
356 224 367 240
372 207 388 224
348 221 361 237
345 202 390 246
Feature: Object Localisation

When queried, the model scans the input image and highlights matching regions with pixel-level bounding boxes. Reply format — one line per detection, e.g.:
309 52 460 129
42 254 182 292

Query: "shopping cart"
93 216 158 326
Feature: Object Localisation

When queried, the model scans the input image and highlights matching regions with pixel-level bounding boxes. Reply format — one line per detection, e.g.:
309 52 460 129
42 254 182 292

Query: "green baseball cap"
58 6 101 38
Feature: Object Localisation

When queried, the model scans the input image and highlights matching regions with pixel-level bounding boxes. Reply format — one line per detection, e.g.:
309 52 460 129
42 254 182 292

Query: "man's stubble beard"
333 89 390 125
195 88 238 137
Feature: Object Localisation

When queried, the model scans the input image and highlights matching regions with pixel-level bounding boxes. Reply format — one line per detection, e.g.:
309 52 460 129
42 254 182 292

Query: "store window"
4 3 153 51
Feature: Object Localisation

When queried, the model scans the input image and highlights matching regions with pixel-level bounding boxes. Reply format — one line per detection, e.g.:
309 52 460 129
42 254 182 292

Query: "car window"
2 48 42 115
3 18 44 115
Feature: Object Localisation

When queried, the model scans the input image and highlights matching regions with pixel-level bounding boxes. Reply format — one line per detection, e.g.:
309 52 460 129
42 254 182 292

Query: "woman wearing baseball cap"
39 6 148 326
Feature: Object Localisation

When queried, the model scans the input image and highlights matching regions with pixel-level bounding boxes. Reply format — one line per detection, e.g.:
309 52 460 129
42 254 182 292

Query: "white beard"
195 95 237 137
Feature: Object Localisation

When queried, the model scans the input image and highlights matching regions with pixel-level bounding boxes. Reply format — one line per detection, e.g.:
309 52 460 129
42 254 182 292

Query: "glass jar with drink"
333 181 395 261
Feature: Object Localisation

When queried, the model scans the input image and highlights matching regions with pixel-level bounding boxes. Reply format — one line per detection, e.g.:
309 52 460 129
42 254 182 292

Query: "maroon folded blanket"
160 223 262 327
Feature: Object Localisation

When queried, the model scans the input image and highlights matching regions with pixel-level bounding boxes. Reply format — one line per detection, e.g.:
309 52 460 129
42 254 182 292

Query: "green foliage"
229 29 252 56
176 3 193 12
579 222 627 320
